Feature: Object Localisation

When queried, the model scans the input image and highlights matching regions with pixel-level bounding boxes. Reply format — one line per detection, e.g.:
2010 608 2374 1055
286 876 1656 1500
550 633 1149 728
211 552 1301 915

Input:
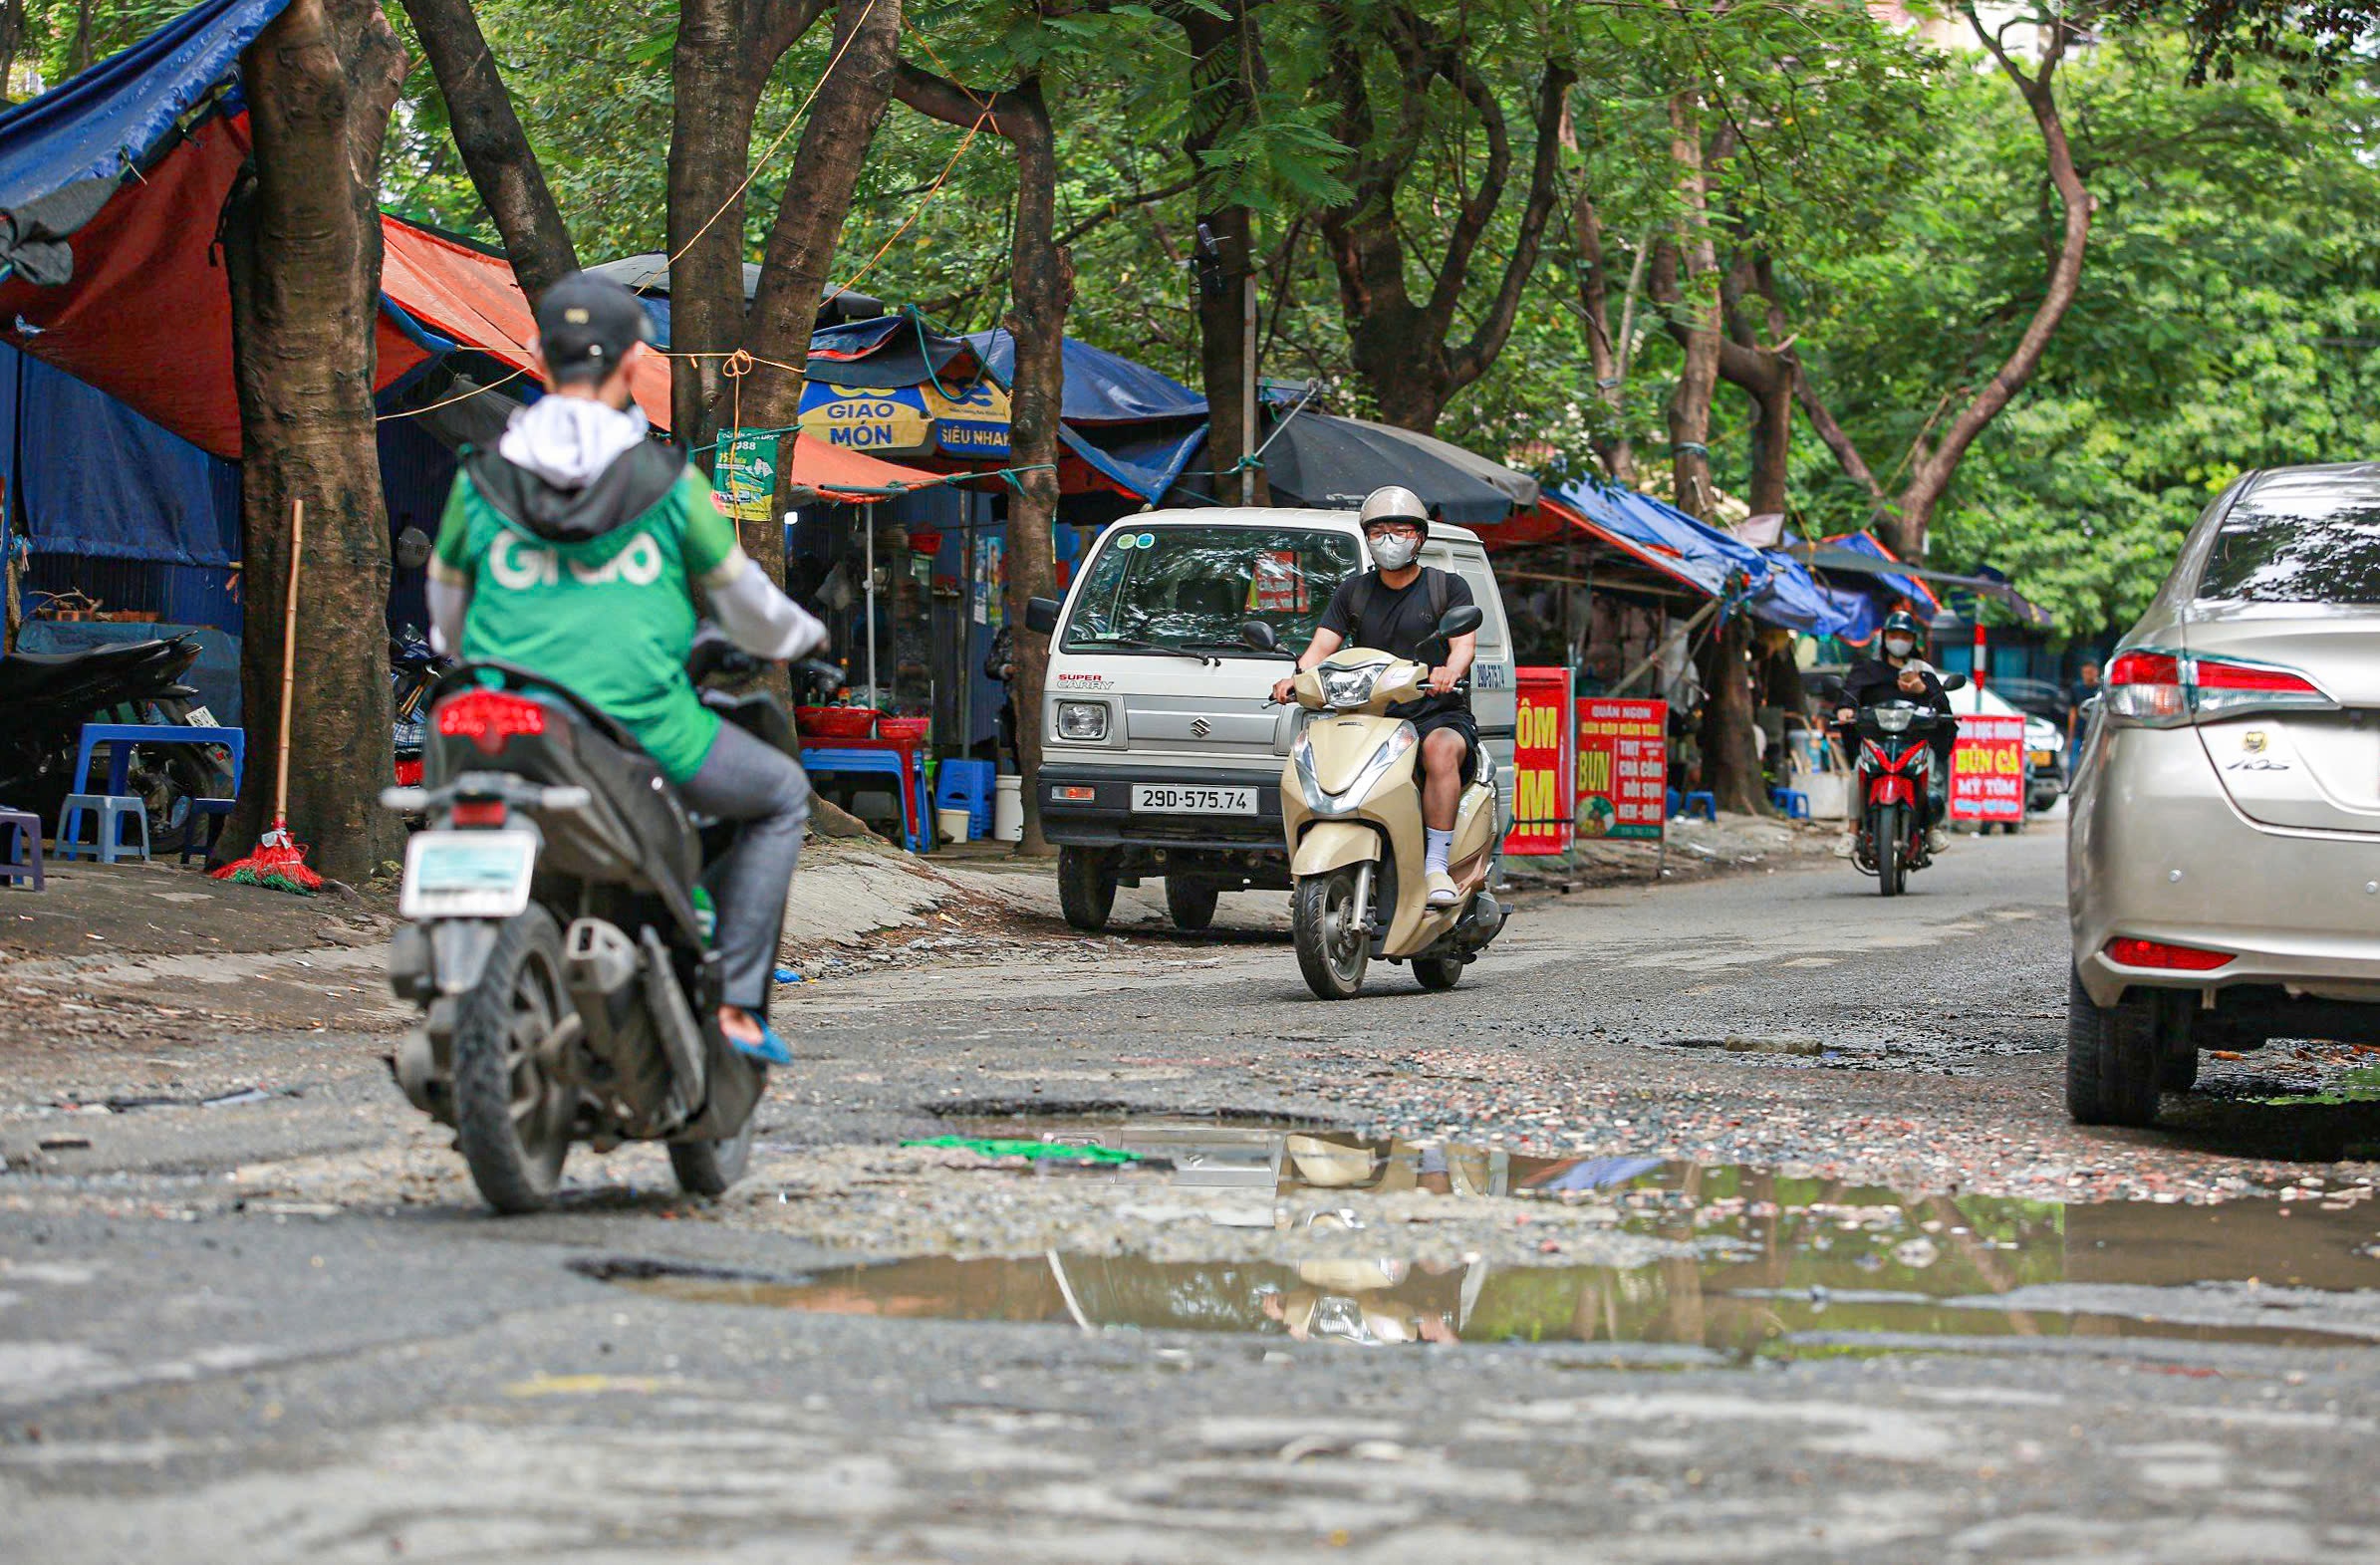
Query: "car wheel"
2066 968 2162 1128
1057 847 1117 931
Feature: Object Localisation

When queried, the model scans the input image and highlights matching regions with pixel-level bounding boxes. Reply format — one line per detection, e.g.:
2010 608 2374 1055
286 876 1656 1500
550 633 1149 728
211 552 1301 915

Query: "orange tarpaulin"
379 219 940 500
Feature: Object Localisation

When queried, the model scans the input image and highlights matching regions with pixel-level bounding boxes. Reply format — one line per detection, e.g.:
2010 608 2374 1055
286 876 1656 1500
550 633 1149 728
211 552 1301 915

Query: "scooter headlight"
1873 704 1915 735
1318 660 1387 709
1294 722 1419 816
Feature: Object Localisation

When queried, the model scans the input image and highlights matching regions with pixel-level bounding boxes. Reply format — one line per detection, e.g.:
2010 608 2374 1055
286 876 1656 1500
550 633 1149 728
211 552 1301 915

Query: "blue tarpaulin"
1558 481 1767 599
965 328 1206 423
0 0 283 206
0 340 238 566
1820 530 1940 614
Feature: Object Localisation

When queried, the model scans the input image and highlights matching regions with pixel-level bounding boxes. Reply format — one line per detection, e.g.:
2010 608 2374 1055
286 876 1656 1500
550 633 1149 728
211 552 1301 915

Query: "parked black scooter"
380 637 837 1213
0 633 233 849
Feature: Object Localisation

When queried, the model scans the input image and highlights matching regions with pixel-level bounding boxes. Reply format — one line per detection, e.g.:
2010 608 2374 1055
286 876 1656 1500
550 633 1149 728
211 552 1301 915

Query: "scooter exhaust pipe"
565 917 646 1062
1452 893 1504 953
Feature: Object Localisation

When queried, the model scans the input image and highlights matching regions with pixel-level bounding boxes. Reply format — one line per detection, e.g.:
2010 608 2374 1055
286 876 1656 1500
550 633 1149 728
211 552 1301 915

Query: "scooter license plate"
398 830 539 919
1131 784 1256 815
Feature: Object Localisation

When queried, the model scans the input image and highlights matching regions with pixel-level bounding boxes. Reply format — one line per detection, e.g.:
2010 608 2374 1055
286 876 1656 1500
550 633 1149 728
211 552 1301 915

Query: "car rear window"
2200 485 2380 604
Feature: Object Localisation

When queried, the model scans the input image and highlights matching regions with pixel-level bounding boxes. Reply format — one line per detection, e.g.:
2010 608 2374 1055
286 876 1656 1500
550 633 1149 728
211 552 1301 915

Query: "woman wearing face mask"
1273 486 1479 908
1834 609 1955 856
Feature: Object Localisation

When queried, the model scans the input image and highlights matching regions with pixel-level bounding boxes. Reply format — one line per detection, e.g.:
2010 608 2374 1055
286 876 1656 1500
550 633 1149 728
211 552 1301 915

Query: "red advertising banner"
1950 713 2026 822
1577 697 1667 841
1503 667 1573 856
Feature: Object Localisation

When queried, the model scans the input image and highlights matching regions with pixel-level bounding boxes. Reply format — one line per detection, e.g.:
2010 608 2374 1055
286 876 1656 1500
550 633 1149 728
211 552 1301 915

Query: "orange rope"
375 365 528 422
824 109 992 308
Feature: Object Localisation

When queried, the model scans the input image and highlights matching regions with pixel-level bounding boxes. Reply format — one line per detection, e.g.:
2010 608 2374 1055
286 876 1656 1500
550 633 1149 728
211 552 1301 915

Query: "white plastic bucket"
936 806 971 845
993 774 1024 842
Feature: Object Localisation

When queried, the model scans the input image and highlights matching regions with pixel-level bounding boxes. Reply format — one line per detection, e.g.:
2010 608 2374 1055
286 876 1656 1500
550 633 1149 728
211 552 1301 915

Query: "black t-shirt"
1316 567 1475 721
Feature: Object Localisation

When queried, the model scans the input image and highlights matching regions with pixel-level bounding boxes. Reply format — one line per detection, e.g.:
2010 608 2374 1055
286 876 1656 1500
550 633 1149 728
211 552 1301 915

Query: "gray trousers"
678 719 810 1012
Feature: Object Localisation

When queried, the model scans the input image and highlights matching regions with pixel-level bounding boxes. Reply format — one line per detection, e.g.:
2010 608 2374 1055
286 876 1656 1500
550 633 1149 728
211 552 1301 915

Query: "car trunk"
2186 605 2380 836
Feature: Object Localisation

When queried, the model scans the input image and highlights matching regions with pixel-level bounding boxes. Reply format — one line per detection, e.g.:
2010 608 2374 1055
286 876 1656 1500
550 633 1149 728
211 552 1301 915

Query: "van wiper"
1180 637 1292 660
1071 635 1217 667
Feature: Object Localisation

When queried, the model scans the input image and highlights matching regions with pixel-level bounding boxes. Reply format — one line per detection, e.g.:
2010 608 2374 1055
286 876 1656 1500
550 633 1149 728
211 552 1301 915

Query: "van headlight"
1057 701 1109 741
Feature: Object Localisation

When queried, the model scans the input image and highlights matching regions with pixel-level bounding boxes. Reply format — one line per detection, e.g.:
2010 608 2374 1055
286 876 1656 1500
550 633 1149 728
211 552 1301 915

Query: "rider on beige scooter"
1271 486 1480 909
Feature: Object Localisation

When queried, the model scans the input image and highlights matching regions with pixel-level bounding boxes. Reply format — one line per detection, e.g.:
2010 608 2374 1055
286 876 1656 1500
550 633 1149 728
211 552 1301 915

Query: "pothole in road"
580 1122 2380 1359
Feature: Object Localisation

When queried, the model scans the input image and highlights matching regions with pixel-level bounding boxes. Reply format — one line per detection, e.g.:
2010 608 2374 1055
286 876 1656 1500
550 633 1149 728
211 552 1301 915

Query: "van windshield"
1063 526 1361 656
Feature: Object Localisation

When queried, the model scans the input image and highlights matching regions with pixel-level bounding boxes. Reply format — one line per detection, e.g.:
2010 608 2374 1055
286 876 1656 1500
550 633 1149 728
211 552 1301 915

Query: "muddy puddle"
604 1122 2380 1357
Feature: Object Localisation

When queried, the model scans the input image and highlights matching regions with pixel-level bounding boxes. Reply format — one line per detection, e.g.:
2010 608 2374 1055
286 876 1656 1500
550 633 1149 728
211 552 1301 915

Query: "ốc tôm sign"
1502 667 1572 857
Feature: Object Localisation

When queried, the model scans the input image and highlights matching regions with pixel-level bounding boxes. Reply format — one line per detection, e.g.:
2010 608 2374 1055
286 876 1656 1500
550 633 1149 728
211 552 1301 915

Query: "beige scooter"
1242 608 1507 1000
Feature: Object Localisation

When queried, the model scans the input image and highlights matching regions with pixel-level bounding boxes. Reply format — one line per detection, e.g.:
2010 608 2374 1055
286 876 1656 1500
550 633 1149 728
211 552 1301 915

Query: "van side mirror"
1240 620 1279 652
1024 596 1062 637
1439 605 1483 640
1941 672 1970 692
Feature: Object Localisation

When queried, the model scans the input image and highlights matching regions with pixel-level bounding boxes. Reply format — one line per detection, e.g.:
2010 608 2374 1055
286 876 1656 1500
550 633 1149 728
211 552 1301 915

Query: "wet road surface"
8 830 2380 1561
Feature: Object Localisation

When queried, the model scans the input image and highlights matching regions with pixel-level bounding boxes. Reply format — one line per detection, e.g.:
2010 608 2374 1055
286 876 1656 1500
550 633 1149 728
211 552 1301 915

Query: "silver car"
2069 462 2380 1125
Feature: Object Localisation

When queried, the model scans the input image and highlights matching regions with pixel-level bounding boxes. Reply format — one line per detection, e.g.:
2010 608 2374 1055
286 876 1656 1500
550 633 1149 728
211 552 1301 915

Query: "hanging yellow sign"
796 384 933 455
921 378 1012 458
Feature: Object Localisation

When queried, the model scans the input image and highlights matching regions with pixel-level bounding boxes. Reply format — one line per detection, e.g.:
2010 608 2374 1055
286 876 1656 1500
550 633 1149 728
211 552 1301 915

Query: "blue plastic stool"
1768 787 1810 820
56 794 149 863
802 746 928 853
179 797 236 866
0 806 44 890
1680 791 1718 822
1666 787 1681 819
933 758 996 840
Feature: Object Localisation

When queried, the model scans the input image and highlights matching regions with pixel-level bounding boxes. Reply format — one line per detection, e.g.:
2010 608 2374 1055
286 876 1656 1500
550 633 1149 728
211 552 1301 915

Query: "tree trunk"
1697 617 1763 816
68 0 91 75
1744 370 1791 519
1559 102 1635 485
1663 94 1720 520
1890 14 2090 558
223 0 407 885
398 0 577 302
665 0 770 466
1180 1 1266 501
0 0 28 106
892 66 1069 855
738 0 902 590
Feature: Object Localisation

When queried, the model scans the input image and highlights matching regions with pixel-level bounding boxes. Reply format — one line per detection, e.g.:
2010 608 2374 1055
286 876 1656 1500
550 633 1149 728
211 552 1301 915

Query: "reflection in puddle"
615 1123 2380 1357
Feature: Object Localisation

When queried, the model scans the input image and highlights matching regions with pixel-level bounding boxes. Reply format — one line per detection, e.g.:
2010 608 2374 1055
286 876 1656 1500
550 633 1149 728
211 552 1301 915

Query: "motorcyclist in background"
1833 609 1955 857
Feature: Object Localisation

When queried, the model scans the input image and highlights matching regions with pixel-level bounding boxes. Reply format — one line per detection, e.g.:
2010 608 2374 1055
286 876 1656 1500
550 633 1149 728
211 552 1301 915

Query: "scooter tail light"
2104 936 2234 971
435 690 547 755
448 800 508 828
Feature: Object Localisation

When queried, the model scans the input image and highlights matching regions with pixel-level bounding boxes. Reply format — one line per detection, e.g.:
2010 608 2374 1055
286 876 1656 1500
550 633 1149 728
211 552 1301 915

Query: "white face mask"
1884 635 1916 659
1367 532 1421 571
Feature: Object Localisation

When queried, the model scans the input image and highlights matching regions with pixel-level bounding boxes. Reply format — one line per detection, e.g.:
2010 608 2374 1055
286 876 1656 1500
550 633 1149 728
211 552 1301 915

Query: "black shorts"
1408 706 1479 784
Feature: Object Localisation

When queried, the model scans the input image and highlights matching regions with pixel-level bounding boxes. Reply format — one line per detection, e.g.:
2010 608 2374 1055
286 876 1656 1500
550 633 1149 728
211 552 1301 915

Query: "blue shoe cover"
728 1010 793 1066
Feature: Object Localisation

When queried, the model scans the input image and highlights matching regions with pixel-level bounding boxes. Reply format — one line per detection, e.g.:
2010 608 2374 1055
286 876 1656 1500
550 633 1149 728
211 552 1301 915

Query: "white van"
1021 507 1517 931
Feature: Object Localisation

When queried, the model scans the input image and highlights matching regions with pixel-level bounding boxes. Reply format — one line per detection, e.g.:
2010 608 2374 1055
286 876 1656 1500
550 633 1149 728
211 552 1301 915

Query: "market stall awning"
1809 531 1941 613
1262 410 1516 528
966 327 1206 423
1343 416 1539 512
1476 496 1714 597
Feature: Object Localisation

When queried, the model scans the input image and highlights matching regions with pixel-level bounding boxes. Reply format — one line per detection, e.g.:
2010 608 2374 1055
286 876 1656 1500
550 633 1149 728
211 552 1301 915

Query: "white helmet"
1356 484 1429 538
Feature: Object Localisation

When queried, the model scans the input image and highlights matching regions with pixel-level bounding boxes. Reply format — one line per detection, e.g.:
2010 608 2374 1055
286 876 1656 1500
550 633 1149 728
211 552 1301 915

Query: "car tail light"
448 800 508 828
435 690 547 754
2103 651 2189 726
2189 655 2334 718
2105 936 2234 971
2101 650 2333 726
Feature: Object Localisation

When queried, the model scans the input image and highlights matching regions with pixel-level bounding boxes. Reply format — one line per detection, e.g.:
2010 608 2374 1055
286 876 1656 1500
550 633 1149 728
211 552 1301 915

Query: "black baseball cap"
533 271 656 386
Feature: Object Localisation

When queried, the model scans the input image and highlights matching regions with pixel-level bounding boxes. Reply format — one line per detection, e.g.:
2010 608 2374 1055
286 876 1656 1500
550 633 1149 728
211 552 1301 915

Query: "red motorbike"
1842 674 1968 897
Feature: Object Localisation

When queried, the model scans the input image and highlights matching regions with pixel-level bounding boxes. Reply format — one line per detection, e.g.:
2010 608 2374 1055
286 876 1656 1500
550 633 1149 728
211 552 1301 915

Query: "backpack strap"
1428 566 1448 627
1344 573 1379 635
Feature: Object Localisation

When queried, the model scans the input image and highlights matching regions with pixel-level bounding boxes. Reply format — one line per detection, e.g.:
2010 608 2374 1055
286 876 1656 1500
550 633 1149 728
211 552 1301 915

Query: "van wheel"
2065 969 2161 1127
1414 956 1463 991
1293 870 1369 1000
1164 876 1218 932
1058 847 1117 931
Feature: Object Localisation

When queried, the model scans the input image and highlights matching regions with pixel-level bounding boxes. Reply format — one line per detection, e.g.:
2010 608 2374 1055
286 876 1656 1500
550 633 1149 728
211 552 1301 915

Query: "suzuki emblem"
1190 717 1212 739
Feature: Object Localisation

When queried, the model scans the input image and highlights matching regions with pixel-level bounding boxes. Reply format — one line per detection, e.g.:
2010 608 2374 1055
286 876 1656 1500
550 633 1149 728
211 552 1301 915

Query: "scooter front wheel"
1293 868 1370 1000
1874 804 1905 897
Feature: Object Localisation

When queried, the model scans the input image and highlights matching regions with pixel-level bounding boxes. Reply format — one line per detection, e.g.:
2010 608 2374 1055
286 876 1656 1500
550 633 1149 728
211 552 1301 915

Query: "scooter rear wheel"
668 1106 758 1196
452 906 574 1213
1293 869 1369 1000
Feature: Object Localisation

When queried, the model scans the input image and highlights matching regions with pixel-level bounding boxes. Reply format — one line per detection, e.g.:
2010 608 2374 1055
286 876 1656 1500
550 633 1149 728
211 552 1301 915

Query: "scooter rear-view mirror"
1941 672 1971 691
1438 605 1484 640
1240 620 1280 652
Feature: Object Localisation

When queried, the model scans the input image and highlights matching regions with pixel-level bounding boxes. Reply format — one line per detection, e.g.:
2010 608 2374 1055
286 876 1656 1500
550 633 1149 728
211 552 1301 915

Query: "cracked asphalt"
7 829 2380 1563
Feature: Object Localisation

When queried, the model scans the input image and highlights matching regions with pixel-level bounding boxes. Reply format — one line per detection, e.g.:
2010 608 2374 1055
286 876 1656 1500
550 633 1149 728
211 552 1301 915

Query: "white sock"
1425 828 1453 875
